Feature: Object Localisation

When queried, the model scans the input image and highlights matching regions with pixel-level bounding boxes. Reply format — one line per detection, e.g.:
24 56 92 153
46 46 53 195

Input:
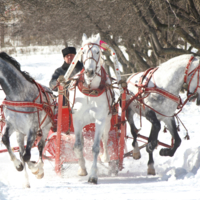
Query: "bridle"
82 43 101 72
81 43 102 88
183 56 200 98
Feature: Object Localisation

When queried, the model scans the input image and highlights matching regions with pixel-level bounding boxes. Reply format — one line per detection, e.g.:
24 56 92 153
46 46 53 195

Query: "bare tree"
4 0 200 75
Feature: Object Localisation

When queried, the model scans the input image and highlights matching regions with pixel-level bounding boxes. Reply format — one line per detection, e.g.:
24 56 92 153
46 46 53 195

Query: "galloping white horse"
126 54 200 175
68 34 114 184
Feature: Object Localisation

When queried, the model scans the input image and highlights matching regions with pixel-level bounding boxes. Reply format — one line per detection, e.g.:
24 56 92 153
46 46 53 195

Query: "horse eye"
96 51 99 54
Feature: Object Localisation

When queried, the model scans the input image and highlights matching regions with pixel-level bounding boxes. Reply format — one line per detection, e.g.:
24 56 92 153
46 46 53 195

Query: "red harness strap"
145 87 180 104
77 66 107 97
124 65 182 112
124 56 199 139
2 101 43 112
125 56 199 114
69 66 114 113
2 82 55 129
184 56 195 83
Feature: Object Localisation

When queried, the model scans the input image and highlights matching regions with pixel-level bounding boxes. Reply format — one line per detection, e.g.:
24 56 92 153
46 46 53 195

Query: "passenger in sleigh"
49 47 83 105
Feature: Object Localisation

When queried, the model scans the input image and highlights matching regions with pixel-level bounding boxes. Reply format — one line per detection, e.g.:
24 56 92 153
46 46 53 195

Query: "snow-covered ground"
0 52 200 199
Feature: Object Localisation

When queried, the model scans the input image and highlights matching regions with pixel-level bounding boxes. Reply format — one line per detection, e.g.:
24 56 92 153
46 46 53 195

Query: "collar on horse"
77 66 108 97
69 66 115 114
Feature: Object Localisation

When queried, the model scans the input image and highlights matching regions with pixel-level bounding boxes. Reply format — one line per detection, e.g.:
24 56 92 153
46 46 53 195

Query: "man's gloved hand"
57 75 65 83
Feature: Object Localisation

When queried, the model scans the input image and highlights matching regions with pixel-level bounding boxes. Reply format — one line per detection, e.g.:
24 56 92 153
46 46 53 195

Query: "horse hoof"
132 151 141 160
23 183 31 188
36 172 44 179
147 164 156 175
147 169 156 175
100 154 110 163
16 163 24 171
159 148 173 157
32 168 39 175
78 168 88 176
88 177 97 184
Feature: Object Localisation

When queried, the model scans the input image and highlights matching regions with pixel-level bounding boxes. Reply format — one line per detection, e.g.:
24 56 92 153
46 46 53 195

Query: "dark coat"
49 61 83 91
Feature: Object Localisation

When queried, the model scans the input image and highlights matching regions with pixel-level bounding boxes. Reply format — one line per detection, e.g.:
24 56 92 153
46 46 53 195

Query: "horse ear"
82 33 88 42
96 33 100 44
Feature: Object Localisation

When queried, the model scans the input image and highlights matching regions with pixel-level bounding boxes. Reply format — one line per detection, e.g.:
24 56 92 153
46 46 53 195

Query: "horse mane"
0 52 34 83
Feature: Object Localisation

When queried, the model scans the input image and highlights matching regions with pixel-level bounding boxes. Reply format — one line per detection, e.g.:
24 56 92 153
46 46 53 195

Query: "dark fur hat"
62 47 76 57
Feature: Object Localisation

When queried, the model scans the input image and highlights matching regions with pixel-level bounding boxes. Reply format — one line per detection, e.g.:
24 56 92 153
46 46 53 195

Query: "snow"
0 51 200 199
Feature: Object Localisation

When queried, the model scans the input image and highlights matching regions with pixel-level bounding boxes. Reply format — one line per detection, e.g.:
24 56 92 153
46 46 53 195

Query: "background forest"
1 0 200 76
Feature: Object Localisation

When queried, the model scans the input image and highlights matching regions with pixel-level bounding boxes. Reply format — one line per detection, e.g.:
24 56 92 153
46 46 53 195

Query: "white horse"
126 54 200 175
68 34 114 184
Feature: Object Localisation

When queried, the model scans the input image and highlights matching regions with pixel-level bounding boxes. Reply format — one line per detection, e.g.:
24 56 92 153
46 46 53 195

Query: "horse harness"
69 66 115 114
1 80 56 135
124 56 200 138
68 42 115 113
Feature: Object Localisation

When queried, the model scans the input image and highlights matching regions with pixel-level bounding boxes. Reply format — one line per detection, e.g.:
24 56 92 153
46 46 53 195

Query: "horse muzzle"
85 69 94 78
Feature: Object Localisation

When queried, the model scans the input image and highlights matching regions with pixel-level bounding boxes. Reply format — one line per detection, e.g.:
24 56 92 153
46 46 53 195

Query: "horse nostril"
90 71 94 76
85 70 94 77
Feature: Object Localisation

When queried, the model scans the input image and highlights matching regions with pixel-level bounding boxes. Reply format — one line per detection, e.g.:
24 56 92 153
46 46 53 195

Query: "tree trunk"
0 23 4 49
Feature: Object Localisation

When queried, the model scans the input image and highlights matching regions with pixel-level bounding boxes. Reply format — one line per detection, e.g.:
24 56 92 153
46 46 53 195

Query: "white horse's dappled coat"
68 34 113 184
126 54 200 175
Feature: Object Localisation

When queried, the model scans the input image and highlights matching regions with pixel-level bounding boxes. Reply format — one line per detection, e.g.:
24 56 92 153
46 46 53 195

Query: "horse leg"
160 117 181 157
145 110 161 175
2 125 23 171
88 121 105 184
73 123 87 176
126 106 141 159
23 129 37 162
35 138 45 179
100 115 111 163
147 153 155 175
15 132 31 188
26 137 45 178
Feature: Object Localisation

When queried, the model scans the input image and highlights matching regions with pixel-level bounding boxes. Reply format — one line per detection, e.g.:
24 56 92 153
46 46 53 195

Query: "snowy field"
0 51 200 199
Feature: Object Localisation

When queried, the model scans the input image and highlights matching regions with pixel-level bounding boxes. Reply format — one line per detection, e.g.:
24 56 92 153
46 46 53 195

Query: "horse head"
81 33 102 79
